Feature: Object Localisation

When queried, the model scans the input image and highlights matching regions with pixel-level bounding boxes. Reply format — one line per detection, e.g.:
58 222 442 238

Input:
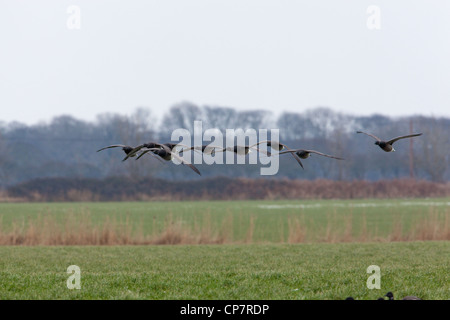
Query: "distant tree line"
0 102 449 189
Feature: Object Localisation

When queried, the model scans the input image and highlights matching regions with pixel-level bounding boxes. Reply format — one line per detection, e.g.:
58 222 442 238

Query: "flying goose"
135 147 201 176
356 131 423 152
276 149 345 163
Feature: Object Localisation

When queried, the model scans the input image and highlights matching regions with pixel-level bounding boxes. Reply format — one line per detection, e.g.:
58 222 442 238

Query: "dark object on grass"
384 291 421 300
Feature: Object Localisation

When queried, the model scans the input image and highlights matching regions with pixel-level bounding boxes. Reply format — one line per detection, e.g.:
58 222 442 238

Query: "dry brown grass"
5 178 450 202
0 209 448 245
287 215 307 243
0 190 24 203
408 209 450 241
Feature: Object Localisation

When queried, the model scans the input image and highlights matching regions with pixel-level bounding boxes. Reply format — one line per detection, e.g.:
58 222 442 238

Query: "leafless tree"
161 102 202 135
416 117 449 182
0 129 9 186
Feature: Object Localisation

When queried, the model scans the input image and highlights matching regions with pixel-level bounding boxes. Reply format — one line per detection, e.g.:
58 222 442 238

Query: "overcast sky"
1 0 449 125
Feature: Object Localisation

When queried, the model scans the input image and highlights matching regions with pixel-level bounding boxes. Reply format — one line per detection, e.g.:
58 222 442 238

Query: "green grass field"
0 198 448 299
0 242 448 299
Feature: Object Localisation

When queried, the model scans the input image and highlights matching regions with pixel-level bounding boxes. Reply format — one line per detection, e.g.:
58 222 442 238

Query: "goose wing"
169 151 202 176
181 145 222 155
97 144 129 152
303 149 345 160
250 140 281 149
178 146 203 155
249 146 272 157
386 133 422 145
356 131 382 142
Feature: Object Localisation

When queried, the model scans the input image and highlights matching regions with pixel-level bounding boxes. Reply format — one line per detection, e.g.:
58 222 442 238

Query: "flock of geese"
98 132 425 301
97 131 423 176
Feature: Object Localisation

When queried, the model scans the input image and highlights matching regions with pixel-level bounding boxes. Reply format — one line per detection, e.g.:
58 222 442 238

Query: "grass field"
0 242 448 299
0 198 448 299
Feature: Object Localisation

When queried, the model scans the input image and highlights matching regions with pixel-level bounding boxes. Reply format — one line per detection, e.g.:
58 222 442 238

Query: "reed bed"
0 207 448 245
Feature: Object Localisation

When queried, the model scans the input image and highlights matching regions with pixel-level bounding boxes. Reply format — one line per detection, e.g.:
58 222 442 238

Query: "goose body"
121 141 171 161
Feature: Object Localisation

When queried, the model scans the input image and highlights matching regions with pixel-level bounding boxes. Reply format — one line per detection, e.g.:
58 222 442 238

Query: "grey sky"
1 0 449 125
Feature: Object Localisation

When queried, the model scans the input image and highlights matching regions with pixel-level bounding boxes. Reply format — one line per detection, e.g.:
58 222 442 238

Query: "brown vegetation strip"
3 177 449 202
0 210 448 246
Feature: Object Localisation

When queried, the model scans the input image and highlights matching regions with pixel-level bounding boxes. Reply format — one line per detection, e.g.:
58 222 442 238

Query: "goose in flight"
278 149 344 160
135 147 201 176
356 131 422 152
275 149 344 168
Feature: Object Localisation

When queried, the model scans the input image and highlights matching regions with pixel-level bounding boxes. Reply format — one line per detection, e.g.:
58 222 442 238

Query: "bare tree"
276 112 316 140
234 110 274 130
202 106 237 130
325 125 348 180
0 129 9 187
416 117 449 182
161 102 202 136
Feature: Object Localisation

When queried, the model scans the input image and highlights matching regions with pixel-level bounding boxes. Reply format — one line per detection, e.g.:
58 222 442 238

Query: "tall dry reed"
0 209 448 245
